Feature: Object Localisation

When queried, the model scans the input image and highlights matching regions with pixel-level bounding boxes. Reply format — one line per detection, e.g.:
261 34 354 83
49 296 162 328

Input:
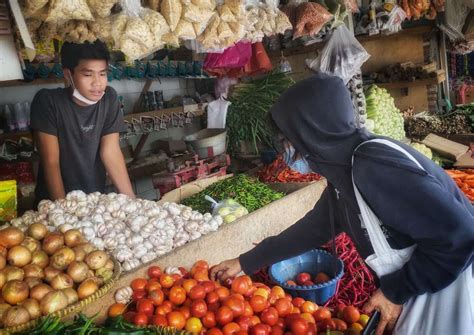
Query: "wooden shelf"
0 78 65 88
375 74 445 90
124 103 207 122
0 131 32 141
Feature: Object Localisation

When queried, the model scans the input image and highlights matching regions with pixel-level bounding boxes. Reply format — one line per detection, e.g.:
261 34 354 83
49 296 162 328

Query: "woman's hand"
210 258 242 281
363 289 402 335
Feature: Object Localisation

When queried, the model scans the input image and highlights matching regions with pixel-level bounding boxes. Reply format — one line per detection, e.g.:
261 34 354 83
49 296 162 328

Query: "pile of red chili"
258 155 323 183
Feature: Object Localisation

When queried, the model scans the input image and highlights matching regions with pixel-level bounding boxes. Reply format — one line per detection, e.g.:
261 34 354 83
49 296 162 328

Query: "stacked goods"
0 225 117 329
401 0 445 20
365 85 406 141
109 261 372 334
258 155 323 183
9 191 223 273
181 175 285 214
445 169 474 202
368 63 440 83
404 112 471 138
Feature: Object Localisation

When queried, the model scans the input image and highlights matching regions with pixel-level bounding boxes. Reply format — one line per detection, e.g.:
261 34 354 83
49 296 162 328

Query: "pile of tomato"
107 261 370 335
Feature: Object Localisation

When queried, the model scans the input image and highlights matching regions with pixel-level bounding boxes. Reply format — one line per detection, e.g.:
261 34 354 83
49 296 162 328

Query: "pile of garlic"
10 191 223 272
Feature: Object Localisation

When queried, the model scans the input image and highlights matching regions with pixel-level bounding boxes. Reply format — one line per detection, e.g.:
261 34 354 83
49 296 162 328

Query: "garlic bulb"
114 286 133 304
141 252 157 264
165 267 181 275
59 223 74 234
123 259 141 272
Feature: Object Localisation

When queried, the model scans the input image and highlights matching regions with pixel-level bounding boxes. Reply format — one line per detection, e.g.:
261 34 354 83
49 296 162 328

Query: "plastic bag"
306 25 370 84
46 0 94 22
88 0 118 17
293 2 332 39
0 180 17 222
161 0 182 31
204 41 252 70
147 0 160 11
218 4 237 22
191 0 216 10
61 20 98 43
89 17 114 44
198 13 221 49
143 9 170 38
205 196 248 224
175 19 196 41
22 0 48 17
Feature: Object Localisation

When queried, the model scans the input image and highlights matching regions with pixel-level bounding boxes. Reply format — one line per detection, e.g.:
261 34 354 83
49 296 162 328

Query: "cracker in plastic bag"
183 3 213 23
120 36 149 61
228 21 244 40
192 9 213 35
22 0 49 17
161 0 182 31
38 21 59 42
124 17 155 49
143 9 170 37
147 0 160 11
217 4 236 22
89 16 114 44
61 20 97 43
191 0 215 10
294 2 332 39
175 19 196 40
217 21 233 39
198 13 220 49
275 9 292 34
46 0 94 22
112 14 128 46
88 0 118 18
162 32 180 47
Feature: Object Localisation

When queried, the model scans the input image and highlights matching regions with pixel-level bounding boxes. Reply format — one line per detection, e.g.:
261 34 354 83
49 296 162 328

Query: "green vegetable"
227 71 294 154
182 174 285 214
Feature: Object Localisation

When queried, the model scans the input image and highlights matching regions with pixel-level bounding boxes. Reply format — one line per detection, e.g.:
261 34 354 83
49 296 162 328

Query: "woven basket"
3 257 121 334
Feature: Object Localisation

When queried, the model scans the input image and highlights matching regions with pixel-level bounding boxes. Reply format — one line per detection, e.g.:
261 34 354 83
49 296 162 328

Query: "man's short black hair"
61 40 110 71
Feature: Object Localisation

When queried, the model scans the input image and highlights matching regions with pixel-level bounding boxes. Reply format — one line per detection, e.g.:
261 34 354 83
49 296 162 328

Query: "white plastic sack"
306 25 369 84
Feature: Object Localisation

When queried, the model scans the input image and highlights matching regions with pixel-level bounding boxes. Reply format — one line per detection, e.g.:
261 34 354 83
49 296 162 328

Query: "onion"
62 288 78 305
0 272 5 290
0 303 11 325
23 264 44 279
4 266 24 282
25 277 43 289
31 250 49 269
2 306 30 327
44 267 61 283
0 227 24 248
21 298 41 319
2 280 29 305
0 255 6 270
50 247 75 270
40 291 68 315
21 237 40 253
51 273 73 290
85 251 108 270
64 230 84 248
77 278 99 300
73 247 86 262
7 246 32 267
30 284 53 301
42 233 64 256
104 259 114 271
95 268 113 282
75 243 94 255
67 261 89 283
27 223 48 240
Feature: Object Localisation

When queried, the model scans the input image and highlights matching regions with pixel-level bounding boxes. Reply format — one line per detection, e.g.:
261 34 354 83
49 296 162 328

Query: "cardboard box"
422 134 469 160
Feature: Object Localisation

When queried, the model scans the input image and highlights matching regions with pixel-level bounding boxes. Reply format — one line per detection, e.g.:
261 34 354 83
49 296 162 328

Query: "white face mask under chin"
68 73 104 105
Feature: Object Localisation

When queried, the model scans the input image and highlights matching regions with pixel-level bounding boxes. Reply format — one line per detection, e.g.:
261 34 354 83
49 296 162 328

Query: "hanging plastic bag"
46 0 94 22
204 41 252 70
205 196 248 224
293 2 333 39
88 0 119 18
243 42 273 76
306 25 370 84
22 0 48 17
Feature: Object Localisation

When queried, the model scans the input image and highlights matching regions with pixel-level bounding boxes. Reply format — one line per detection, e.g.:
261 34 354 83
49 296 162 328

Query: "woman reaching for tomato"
211 74 474 335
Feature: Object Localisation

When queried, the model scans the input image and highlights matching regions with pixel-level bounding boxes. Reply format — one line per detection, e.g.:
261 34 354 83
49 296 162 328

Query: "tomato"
206 291 220 305
189 285 206 300
131 278 148 291
249 316 261 327
147 266 162 279
274 298 292 317
108 303 126 318
289 317 308 335
235 332 248 335
286 280 297 286
190 299 208 318
160 274 174 288
307 322 318 335
133 312 149 326
349 322 364 333
237 316 251 332
253 288 269 300
313 307 331 322
243 301 254 317
313 272 330 284
303 280 315 286
193 268 210 282
137 299 155 316
223 322 241 335
155 304 171 316
343 306 361 324
171 273 182 282
202 281 216 293
232 293 245 301
249 295 267 313
162 301 173 311
208 301 221 313
145 280 162 293
335 303 346 319
260 307 278 326
296 272 311 285
276 318 285 329
301 301 317 314
192 260 210 271
132 289 147 301
185 317 203 333
318 318 336 331
169 286 187 305
182 279 198 293
207 328 224 335
285 313 302 327
216 306 234 326
123 311 136 323
231 276 253 296
270 326 284 335
250 323 270 335
148 289 165 306
179 306 191 320
216 286 230 301
224 296 245 317
167 311 186 330
202 310 217 328
271 286 285 299
291 297 305 308
300 312 315 324
333 318 348 331
151 314 168 327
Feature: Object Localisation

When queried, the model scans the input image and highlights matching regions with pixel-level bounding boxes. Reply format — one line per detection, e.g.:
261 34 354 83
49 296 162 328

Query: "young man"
31 40 135 203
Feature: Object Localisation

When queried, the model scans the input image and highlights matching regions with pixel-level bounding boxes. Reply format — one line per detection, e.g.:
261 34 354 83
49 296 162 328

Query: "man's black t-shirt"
31 87 126 202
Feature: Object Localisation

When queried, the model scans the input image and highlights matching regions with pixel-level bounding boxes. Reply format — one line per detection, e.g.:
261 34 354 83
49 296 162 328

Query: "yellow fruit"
359 314 370 327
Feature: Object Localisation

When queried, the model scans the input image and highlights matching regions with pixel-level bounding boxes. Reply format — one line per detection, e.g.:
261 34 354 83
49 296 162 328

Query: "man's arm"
34 131 65 200
100 133 135 198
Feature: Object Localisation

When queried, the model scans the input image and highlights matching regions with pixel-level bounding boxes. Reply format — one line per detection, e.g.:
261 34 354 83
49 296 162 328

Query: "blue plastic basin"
269 249 344 304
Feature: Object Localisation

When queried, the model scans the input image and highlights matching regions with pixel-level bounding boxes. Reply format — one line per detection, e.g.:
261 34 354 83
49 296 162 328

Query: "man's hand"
210 258 242 282
363 289 402 335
